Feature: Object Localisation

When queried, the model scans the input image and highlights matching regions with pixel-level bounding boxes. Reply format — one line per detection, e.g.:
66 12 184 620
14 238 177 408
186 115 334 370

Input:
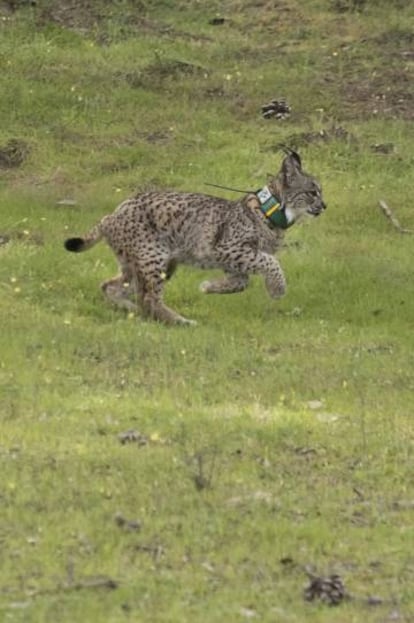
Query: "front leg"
256 252 286 298
216 245 286 299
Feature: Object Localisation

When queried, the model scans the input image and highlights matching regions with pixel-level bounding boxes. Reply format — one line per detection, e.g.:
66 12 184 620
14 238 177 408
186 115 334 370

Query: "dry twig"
378 200 413 234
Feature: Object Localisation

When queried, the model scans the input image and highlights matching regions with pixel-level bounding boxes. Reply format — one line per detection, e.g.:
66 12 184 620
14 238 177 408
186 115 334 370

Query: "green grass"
1 1 414 621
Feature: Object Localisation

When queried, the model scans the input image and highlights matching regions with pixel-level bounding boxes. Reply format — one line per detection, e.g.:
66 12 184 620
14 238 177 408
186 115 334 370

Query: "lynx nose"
310 200 326 216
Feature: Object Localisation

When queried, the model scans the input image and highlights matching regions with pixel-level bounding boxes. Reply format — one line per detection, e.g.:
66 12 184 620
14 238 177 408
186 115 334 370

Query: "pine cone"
0 139 30 168
304 574 346 606
118 430 148 446
261 99 291 120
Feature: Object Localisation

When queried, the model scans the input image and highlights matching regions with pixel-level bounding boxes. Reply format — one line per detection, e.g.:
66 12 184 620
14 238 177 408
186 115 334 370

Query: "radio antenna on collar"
204 182 256 194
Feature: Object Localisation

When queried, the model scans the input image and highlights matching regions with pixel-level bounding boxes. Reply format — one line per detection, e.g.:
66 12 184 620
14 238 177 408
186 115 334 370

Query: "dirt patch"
343 68 414 120
238 0 305 35
344 26 414 119
331 0 410 10
0 1 35 14
35 0 211 42
37 0 142 36
264 125 356 153
368 28 414 48
0 229 44 245
330 0 367 11
36 1 97 34
122 59 208 90
284 125 356 149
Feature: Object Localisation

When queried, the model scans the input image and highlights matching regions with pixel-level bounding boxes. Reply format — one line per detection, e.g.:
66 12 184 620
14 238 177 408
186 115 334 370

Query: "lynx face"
268 149 326 225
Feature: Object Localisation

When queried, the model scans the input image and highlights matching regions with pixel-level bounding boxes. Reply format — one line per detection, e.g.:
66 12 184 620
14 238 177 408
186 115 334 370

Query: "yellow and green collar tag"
256 186 292 229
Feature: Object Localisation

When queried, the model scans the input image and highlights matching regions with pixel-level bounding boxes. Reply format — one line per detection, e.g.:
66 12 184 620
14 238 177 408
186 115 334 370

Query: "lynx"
64 148 326 325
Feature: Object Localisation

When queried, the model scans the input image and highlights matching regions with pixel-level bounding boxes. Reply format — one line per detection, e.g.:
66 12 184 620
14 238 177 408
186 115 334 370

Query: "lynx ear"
279 145 302 169
279 146 302 185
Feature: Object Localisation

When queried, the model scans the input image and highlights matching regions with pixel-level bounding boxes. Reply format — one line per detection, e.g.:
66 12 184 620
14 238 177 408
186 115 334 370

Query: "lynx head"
268 147 326 225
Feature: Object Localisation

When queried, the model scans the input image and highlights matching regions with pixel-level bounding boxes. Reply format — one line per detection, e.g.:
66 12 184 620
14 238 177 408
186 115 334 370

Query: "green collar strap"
255 185 292 230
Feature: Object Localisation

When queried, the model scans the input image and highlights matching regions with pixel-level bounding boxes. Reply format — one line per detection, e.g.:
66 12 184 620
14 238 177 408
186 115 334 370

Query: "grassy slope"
0 1 414 621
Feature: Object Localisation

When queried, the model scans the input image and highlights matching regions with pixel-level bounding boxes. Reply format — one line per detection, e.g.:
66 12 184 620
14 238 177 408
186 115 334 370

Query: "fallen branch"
1 576 119 600
378 200 413 234
59 576 119 592
40 576 118 596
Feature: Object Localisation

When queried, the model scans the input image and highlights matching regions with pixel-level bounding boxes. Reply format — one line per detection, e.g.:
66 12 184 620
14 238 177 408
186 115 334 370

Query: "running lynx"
65 148 326 325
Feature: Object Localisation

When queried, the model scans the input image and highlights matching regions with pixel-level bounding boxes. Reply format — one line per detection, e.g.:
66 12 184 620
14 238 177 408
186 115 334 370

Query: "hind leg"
165 259 178 281
141 276 196 326
132 253 195 326
100 254 145 313
101 273 140 312
200 272 249 294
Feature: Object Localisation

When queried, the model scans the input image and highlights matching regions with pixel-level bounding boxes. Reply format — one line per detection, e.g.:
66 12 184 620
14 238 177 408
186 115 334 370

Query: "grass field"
1 1 414 621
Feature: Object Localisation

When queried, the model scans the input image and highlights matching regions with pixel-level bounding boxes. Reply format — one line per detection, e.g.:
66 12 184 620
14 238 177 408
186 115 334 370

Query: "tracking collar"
255 186 292 230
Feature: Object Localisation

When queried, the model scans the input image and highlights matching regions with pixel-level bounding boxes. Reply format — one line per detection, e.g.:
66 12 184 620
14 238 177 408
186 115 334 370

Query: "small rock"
194 474 210 490
307 400 323 410
370 142 395 154
56 199 78 206
114 512 141 532
8 602 31 610
295 446 317 456
316 412 340 423
240 607 257 618
366 595 384 606
392 500 414 510
209 17 226 25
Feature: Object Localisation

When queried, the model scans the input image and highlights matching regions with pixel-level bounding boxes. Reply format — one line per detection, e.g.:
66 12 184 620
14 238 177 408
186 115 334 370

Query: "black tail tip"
64 237 84 252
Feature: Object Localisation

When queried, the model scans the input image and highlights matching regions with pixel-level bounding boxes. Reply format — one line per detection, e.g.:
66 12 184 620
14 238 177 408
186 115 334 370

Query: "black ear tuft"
278 144 302 169
288 149 302 169
64 237 84 252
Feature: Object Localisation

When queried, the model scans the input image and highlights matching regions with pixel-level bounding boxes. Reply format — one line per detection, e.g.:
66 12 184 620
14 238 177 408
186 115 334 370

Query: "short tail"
64 222 103 253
